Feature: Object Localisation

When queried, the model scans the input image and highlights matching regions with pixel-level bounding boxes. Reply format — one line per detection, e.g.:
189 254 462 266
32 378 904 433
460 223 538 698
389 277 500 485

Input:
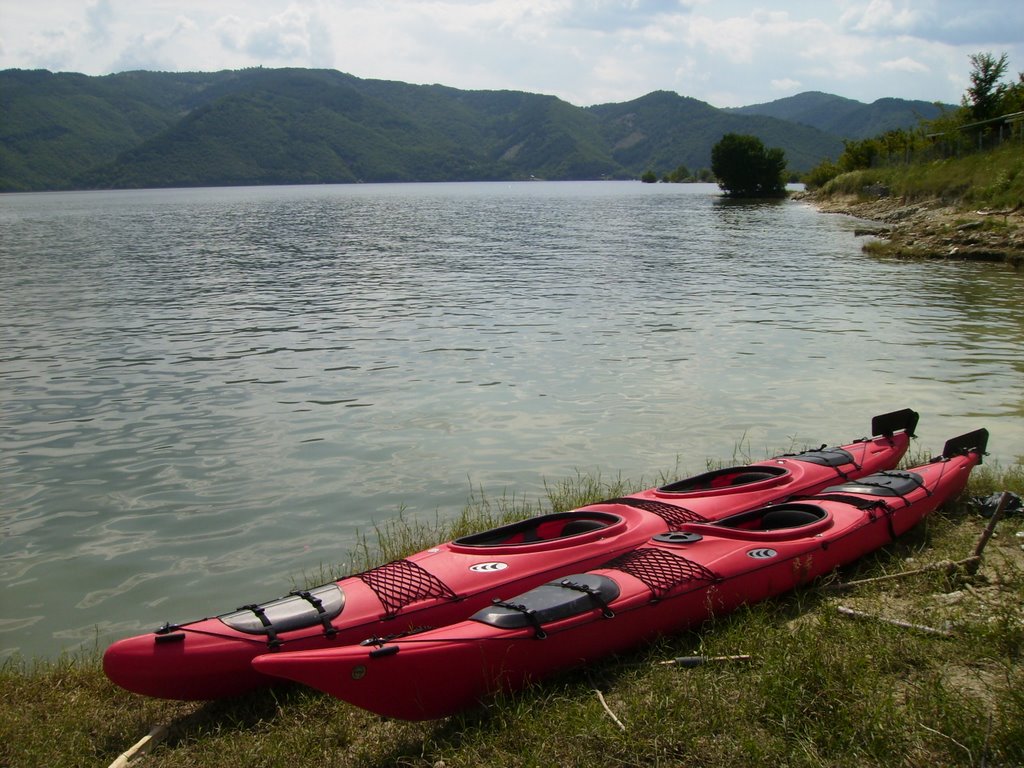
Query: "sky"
1 1 1022 108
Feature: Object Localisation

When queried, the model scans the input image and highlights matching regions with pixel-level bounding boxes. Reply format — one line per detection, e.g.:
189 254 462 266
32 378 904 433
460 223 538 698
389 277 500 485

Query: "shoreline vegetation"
797 142 1024 268
795 51 1023 268
3 457 1022 767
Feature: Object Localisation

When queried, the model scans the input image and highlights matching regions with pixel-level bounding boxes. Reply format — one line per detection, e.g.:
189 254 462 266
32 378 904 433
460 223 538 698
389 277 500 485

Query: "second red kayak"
253 427 986 720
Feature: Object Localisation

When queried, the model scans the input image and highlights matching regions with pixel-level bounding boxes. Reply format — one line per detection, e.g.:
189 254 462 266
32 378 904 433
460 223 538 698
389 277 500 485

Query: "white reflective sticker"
469 562 509 572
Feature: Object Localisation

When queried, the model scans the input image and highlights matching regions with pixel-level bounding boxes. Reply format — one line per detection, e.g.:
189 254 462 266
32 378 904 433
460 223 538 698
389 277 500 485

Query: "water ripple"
2 182 1022 659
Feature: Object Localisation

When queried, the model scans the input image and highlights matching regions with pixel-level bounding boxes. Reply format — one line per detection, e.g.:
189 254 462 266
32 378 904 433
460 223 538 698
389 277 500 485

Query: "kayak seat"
759 507 826 530
471 573 620 631
561 519 608 536
729 471 778 485
712 503 827 532
658 465 787 493
454 511 620 547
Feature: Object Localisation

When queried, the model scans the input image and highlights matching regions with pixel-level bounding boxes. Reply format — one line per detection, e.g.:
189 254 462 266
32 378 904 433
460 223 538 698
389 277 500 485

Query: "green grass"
3 461 1022 768
819 142 1024 211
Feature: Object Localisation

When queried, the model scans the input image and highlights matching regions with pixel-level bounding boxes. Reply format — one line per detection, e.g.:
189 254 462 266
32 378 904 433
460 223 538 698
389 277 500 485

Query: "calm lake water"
2 181 1022 660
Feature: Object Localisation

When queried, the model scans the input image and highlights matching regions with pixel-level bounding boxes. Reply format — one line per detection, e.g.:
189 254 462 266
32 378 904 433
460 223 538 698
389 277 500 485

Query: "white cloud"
881 56 929 73
0 0 1021 107
20 27 77 71
111 16 197 72
840 0 1024 45
771 78 801 92
216 6 333 66
840 0 924 36
85 0 114 44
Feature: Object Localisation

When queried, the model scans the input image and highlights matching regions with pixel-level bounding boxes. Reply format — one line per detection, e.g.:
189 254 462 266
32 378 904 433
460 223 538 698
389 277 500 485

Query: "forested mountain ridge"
0 67 929 191
725 90 953 139
589 90 840 175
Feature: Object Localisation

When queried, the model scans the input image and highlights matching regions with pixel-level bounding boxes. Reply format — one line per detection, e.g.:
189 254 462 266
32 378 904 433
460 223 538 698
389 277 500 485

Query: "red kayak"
103 409 917 700
253 427 986 721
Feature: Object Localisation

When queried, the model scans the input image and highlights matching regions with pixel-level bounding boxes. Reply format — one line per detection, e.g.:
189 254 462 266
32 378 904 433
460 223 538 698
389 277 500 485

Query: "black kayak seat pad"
822 470 925 497
471 573 620 630
786 447 855 467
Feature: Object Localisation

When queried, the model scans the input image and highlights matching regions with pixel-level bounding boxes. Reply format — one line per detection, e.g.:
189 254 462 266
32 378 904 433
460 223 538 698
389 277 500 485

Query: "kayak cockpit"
655 464 787 495
451 511 621 549
652 445 857 498
721 504 828 530
679 503 833 541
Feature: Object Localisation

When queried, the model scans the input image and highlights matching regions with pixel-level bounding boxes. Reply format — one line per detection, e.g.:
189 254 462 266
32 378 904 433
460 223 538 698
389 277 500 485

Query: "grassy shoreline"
798 143 1024 266
3 460 1022 768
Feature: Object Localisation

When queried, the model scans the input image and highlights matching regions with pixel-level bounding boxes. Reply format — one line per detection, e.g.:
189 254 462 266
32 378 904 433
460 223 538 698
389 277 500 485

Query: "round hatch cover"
653 531 704 544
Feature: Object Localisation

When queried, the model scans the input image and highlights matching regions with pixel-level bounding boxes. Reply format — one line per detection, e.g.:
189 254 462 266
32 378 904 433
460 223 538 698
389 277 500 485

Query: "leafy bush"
803 159 842 190
711 133 787 197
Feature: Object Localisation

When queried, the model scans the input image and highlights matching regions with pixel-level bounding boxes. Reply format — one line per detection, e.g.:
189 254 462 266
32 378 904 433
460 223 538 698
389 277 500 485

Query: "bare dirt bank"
798 191 1024 268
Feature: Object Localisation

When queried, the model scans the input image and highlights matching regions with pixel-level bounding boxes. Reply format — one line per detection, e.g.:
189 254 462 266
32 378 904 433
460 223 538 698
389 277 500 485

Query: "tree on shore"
803 52 1023 189
965 52 1010 121
710 133 787 198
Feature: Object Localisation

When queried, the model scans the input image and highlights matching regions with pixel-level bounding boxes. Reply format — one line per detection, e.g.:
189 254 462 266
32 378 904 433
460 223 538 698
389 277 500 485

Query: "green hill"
726 90 953 140
2 68 905 191
588 90 841 174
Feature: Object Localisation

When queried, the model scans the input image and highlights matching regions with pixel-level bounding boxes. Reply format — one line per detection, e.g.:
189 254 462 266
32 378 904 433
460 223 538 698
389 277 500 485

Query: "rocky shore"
798 191 1024 268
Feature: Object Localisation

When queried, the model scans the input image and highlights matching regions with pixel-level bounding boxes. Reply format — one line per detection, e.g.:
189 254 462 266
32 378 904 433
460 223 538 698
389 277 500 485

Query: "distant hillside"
726 91 953 140
0 69 206 190
588 90 841 174
2 69 895 192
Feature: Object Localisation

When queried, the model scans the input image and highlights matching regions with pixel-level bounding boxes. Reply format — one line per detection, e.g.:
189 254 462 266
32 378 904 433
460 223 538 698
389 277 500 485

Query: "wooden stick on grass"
836 605 953 637
826 559 964 592
107 725 168 768
828 491 1012 591
594 689 626 731
966 491 1012 574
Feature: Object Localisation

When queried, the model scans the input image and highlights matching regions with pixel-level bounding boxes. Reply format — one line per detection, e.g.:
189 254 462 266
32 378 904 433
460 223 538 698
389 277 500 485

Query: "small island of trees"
640 134 788 198
710 133 788 198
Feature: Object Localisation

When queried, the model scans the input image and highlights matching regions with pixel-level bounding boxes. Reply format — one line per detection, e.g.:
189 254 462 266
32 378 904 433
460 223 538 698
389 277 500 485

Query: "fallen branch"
107 725 168 768
963 582 1000 606
920 722 974 764
825 558 971 592
975 203 1022 216
967 491 1012 574
828 492 1012 591
836 605 953 637
594 688 626 732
